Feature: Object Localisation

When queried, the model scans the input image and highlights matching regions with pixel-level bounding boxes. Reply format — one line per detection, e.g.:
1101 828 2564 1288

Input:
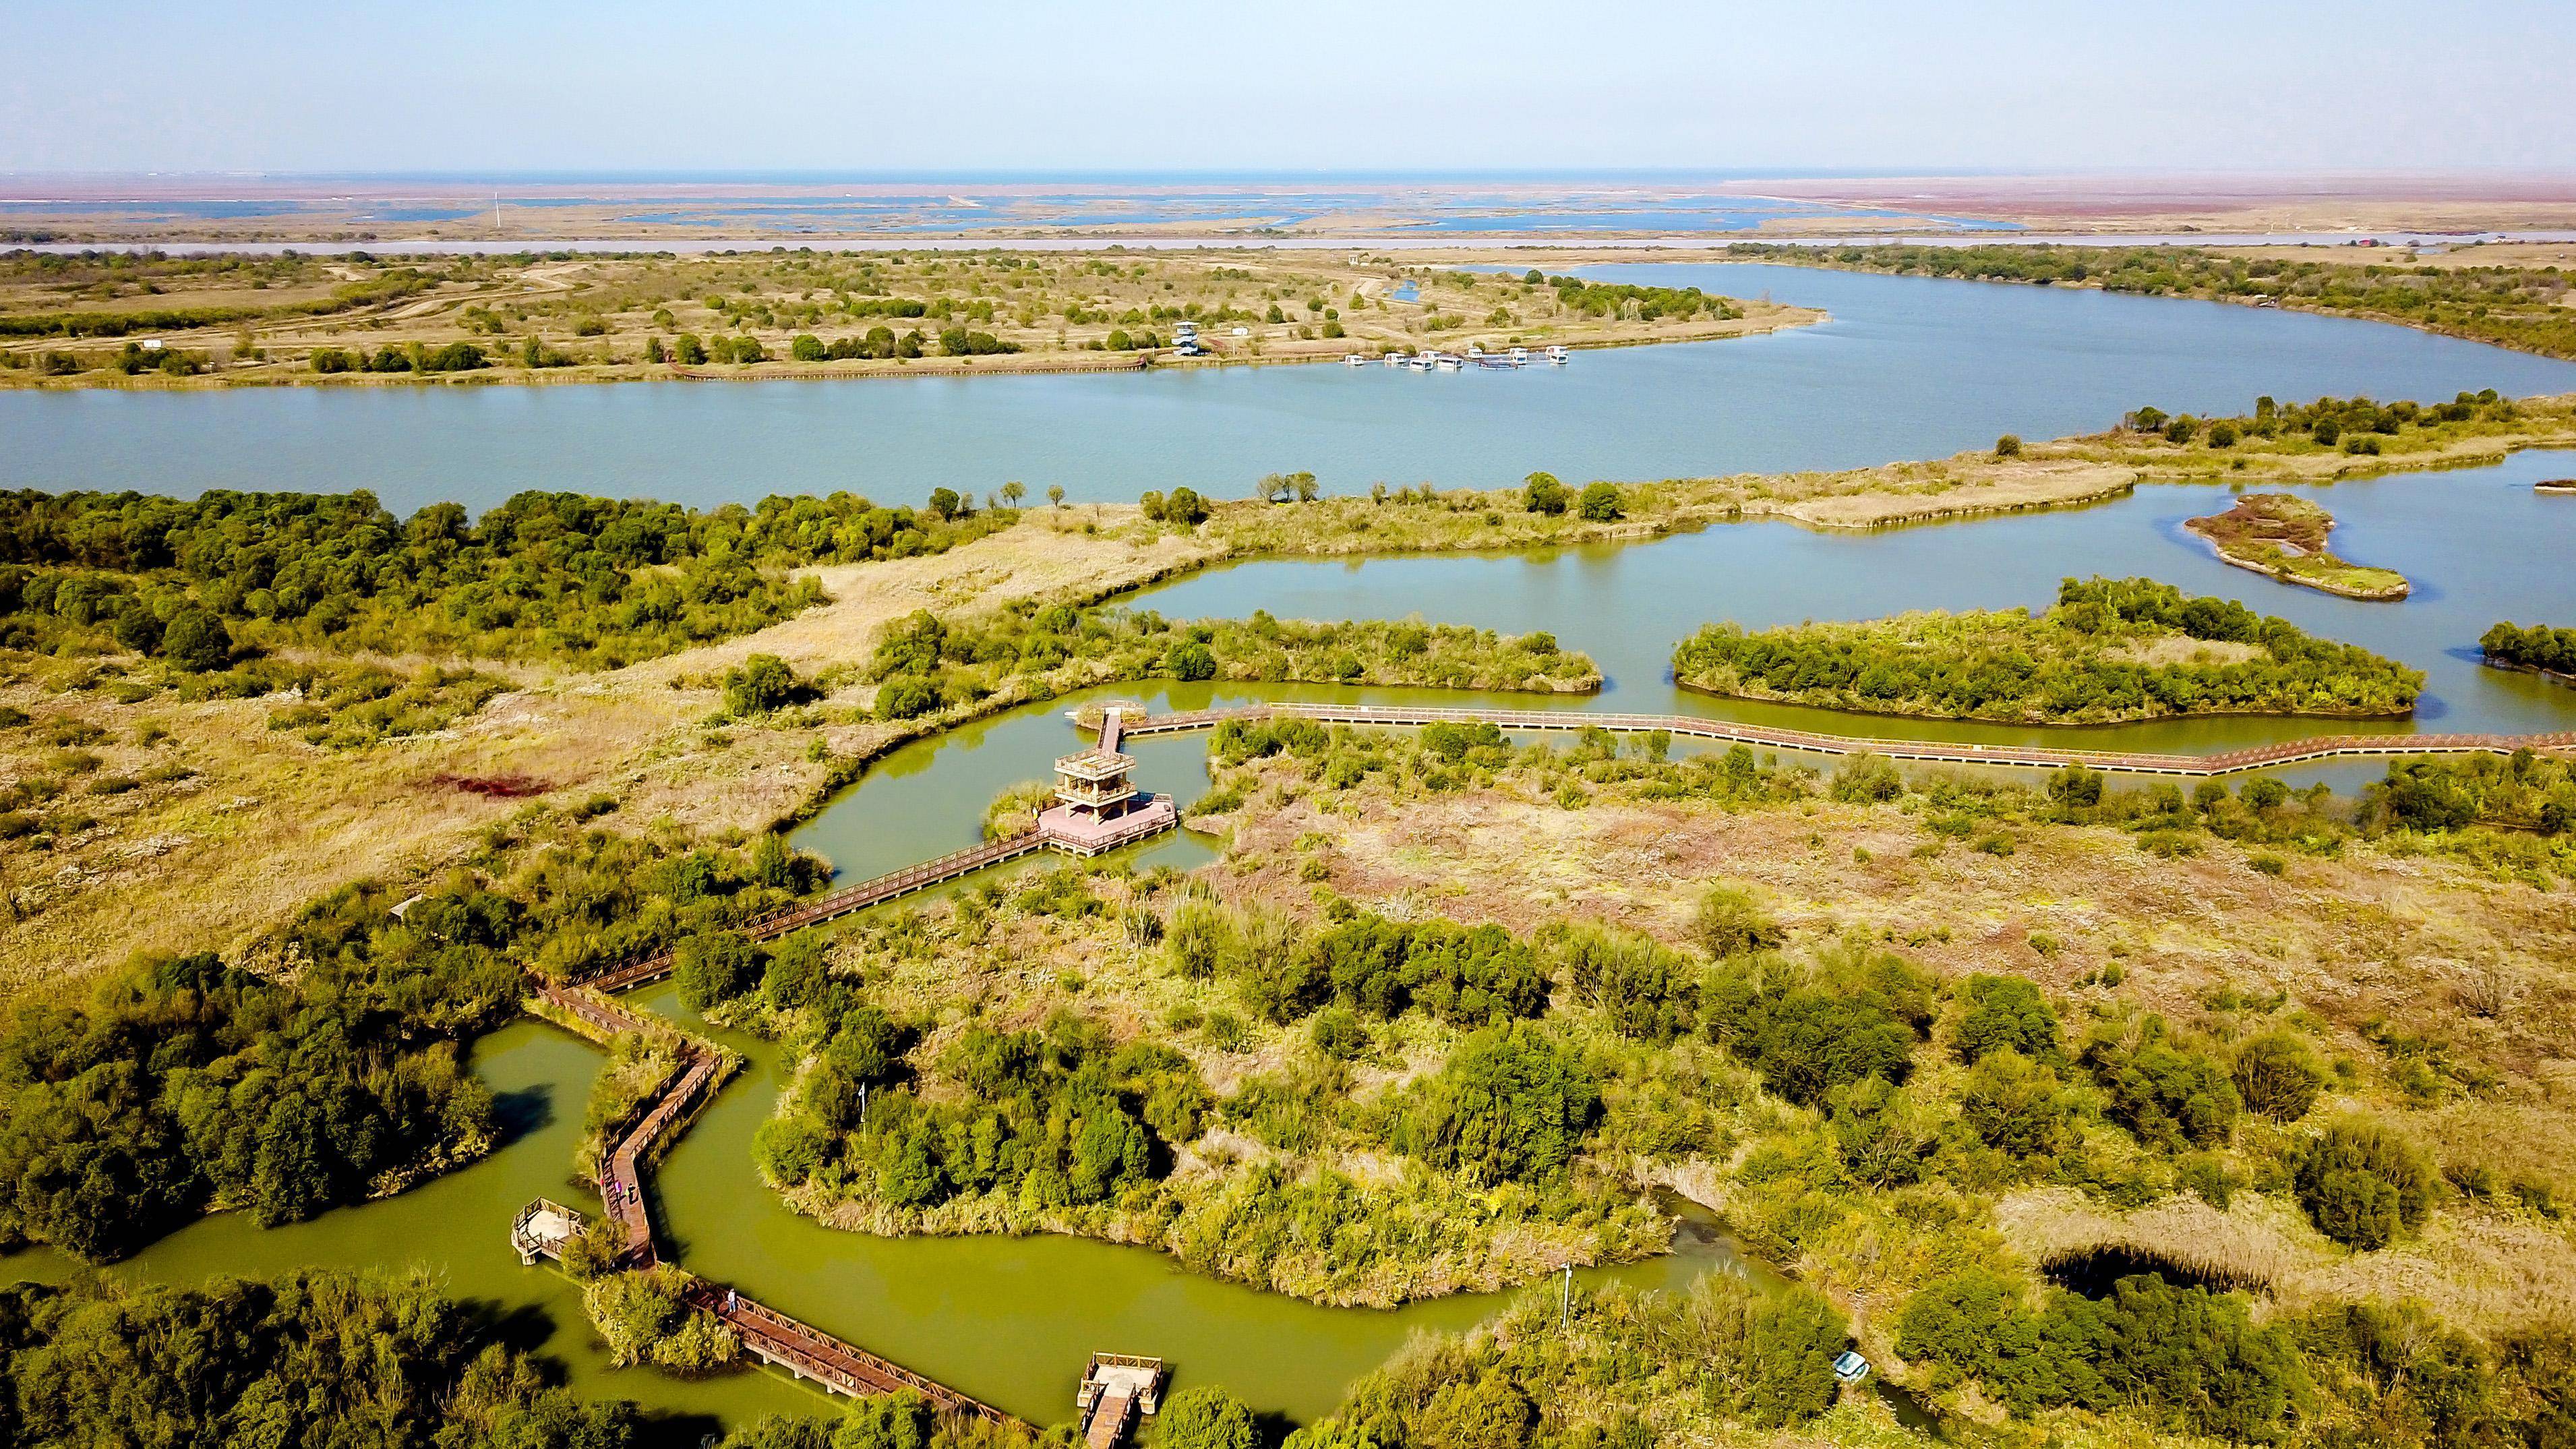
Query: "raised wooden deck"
1119 703 2576 777
1078 1353 1164 1449
685 1281 1025 1427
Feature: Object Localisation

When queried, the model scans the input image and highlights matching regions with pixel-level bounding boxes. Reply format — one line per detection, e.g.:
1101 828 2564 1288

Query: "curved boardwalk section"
522 990 1026 1424
1122 703 2576 777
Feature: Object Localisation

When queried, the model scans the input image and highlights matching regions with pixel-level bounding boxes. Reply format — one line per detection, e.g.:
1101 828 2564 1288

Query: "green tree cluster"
2294 1116 2435 1249
0 947 508 1262
1398 1023 1600 1187
759 1003 1200 1217
1330 1274 1846 1448
2370 748 2576 837
1896 1269 2304 1438
1238 910 1547 1027
0 821 818 1261
1702 947 1932 1106
864 603 1594 718
1537 276 1742 323
582 1266 741 1374
1139 485 1210 524
2482 620 2576 676
0 486 1013 668
0 1269 638 1449
2078 1015 2242 1150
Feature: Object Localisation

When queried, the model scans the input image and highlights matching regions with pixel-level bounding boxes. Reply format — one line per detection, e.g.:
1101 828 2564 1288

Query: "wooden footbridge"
573 802 1176 994
517 977 1035 1425
682 1281 1020 1424
1116 703 2576 777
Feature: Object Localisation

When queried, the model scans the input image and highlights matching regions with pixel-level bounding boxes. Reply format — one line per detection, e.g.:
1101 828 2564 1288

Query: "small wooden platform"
1079 1355 1165 1449
510 1198 586 1265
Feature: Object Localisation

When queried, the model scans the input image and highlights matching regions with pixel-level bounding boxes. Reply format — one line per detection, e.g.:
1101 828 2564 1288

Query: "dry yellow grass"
0 519 1216 997
1222 769 2576 1127
1996 1185 2576 1337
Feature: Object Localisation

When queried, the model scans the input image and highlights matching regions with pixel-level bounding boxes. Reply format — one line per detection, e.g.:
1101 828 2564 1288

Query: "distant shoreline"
18 229 2576 258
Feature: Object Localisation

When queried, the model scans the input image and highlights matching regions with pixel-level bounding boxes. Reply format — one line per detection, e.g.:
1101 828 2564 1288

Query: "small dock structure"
510 1198 588 1265
1079 1354 1166 1449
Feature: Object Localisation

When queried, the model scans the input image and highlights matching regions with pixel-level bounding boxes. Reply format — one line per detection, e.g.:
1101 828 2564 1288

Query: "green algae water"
0 994 1744 1433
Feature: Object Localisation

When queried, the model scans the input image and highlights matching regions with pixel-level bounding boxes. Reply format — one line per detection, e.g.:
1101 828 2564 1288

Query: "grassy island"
1671 577 2424 723
742 860 1666 1308
862 603 1596 723
2184 492 2411 600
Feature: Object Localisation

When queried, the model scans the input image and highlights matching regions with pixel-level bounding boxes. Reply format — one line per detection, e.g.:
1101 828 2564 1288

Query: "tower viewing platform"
1040 707 1177 854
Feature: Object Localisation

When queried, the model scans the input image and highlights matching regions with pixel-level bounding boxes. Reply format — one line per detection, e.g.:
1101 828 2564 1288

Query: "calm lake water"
7 264 2575 513
11 269 2576 1435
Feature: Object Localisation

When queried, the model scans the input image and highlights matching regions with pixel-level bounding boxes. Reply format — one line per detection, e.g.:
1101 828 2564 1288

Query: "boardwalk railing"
576 800 1182 992
686 1282 1026 1427
1120 703 2576 778
577 831 1051 990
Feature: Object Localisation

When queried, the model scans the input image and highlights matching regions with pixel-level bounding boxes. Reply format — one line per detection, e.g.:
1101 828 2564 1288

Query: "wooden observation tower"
1039 707 1176 855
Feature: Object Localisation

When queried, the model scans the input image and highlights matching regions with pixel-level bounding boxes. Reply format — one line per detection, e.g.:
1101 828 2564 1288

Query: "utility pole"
1560 1264 1571 1332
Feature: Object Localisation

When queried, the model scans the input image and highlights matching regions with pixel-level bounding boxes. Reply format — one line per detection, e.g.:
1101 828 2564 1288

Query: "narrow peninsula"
2184 492 2410 600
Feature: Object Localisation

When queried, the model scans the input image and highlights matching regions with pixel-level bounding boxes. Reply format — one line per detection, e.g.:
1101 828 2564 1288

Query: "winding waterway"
6 262 2575 513
11 268 2576 1436
0 985 1751 1435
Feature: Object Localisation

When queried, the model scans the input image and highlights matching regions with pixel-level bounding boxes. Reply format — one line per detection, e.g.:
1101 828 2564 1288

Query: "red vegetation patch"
430 773 548 798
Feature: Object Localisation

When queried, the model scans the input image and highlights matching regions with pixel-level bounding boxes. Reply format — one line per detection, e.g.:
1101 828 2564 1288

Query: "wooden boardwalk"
523 988 1022 1421
1120 703 2576 777
532 983 722 1268
685 1282 1024 1426
577 833 1051 991
577 802 1179 993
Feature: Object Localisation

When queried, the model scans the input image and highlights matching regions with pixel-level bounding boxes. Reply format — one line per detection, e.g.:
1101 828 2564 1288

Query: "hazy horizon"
5 1 2571 175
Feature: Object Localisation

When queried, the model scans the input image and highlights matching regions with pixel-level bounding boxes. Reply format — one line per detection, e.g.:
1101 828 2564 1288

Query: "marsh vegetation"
1671 577 2424 723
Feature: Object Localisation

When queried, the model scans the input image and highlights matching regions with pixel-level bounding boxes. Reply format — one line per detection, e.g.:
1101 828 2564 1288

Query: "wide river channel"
7 265 2576 1437
8 262 2576 512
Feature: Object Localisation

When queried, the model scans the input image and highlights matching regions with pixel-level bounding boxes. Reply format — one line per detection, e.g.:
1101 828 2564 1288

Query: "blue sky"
3 0 2571 174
